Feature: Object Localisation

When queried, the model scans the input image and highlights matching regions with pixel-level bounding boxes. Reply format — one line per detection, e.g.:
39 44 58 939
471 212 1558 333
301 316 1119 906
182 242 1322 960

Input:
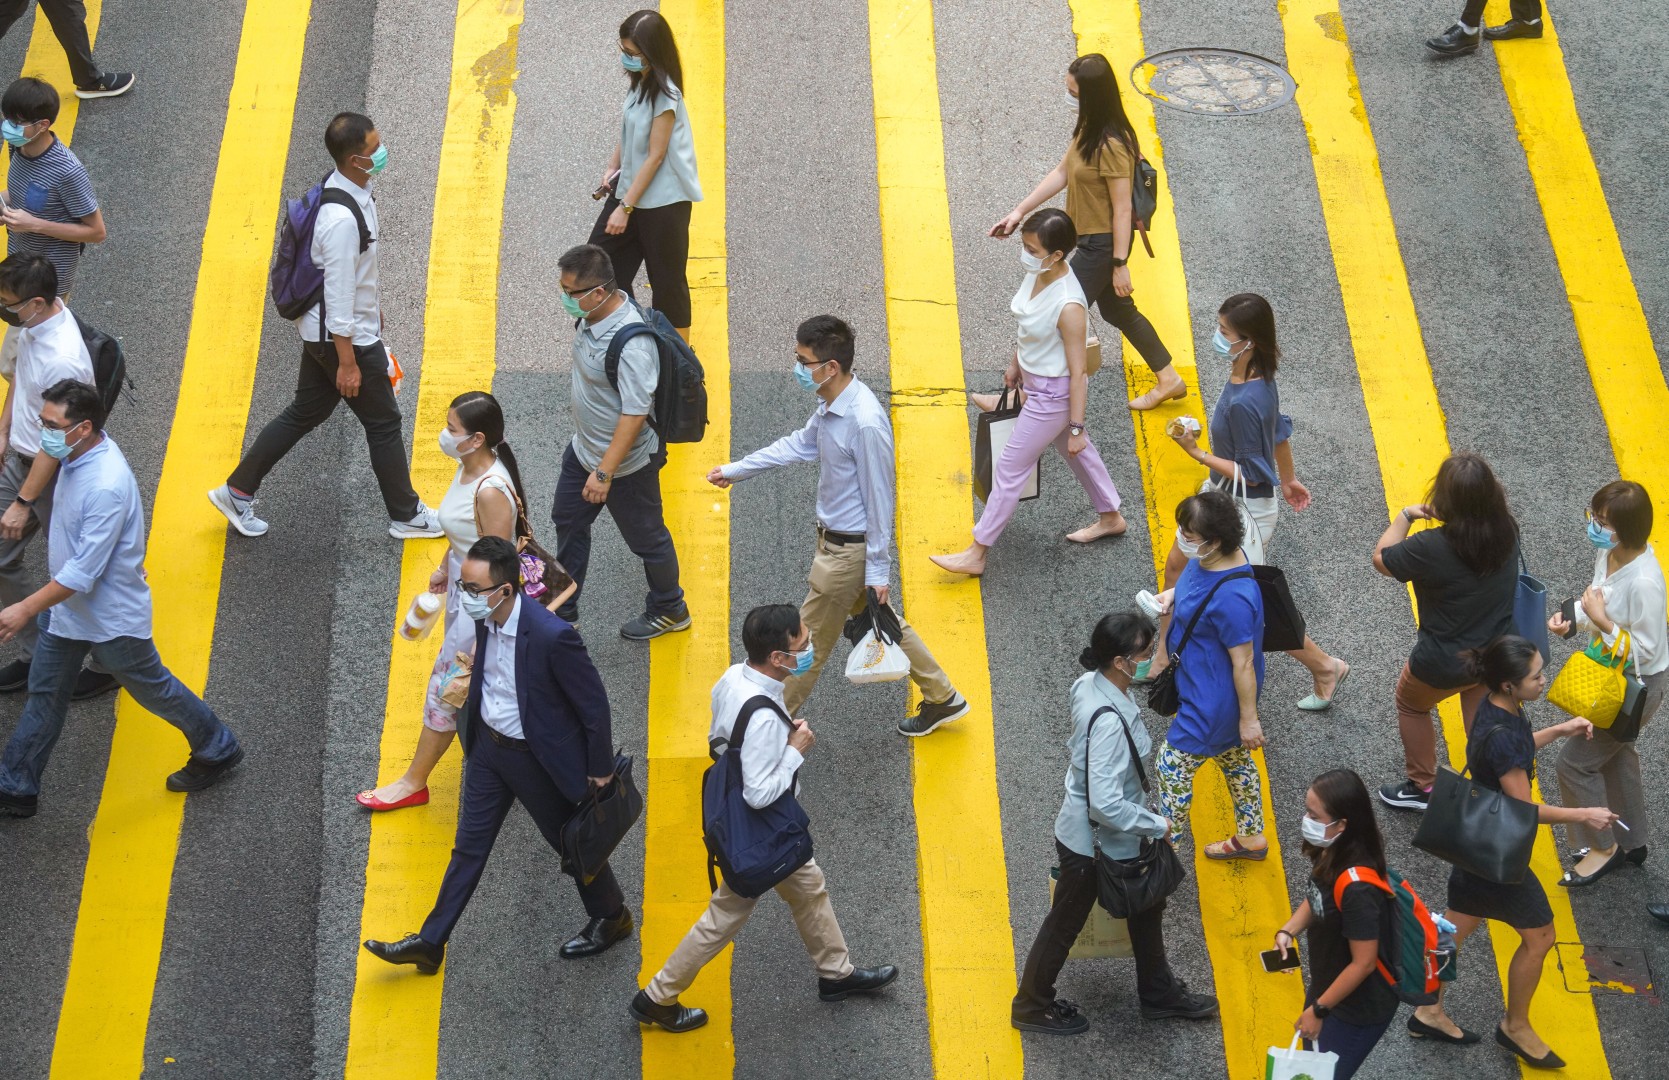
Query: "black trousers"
228 338 420 521
1462 0 1539 23
1013 840 1181 1016
1070 234 1173 375
588 198 693 328
420 727 625 945
550 443 684 621
0 0 99 87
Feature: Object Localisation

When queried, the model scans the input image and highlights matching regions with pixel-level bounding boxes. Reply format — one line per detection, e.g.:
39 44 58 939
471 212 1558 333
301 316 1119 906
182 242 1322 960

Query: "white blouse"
436 458 516 564
1576 544 1667 676
1010 270 1088 378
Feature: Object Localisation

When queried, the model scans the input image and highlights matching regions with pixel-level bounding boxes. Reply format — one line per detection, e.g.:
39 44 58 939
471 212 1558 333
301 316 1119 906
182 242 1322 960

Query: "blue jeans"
550 443 684 620
0 622 239 798
1306 1014 1395 1080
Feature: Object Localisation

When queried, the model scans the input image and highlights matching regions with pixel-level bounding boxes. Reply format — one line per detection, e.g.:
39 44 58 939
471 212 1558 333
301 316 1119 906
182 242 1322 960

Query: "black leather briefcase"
559 752 644 885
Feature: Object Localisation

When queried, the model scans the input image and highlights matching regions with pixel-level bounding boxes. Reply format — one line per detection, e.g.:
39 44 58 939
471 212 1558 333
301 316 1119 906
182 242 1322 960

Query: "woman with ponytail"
356 391 535 811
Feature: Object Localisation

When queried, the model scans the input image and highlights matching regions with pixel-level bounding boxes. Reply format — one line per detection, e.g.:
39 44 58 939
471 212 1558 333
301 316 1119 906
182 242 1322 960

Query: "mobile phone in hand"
1560 597 1579 636
1260 946 1301 973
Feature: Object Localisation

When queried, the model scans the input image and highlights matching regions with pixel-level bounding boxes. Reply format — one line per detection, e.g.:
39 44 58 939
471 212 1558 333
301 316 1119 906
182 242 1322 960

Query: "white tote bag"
1265 1034 1338 1080
988 411 1040 502
1232 469 1267 566
845 628 910 685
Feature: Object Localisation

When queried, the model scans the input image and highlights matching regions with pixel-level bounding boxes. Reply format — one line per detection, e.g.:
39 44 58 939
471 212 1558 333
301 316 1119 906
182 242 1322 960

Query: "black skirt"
1446 864 1553 930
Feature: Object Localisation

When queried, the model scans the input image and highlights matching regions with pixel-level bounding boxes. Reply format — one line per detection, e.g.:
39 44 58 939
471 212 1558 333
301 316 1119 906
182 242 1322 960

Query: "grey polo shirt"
569 293 660 476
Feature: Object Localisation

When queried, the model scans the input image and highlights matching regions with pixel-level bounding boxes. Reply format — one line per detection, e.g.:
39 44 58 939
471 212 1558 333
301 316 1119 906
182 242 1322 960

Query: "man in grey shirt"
551 243 686 641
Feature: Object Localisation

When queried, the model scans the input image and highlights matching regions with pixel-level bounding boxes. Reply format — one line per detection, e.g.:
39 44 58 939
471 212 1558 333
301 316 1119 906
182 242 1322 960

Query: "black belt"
483 723 529 751
818 525 865 546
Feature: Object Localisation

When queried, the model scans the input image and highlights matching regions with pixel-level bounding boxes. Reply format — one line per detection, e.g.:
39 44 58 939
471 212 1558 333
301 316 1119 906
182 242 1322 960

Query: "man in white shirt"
0 253 111 699
631 603 898 1033
708 315 966 737
209 111 439 542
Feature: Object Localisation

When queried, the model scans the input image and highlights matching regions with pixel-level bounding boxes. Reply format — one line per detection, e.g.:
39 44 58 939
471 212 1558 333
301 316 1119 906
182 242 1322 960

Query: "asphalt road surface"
2 1 1667 1078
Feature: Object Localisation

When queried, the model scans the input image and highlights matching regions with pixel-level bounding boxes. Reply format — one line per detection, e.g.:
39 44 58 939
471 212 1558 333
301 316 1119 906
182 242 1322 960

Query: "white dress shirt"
479 593 524 738
720 377 896 586
10 305 93 457
296 170 380 345
1576 544 1667 676
709 663 802 810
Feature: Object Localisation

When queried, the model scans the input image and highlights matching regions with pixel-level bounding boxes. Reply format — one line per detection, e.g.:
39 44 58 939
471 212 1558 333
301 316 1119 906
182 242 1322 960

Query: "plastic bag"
846 629 910 684
1265 1034 1337 1080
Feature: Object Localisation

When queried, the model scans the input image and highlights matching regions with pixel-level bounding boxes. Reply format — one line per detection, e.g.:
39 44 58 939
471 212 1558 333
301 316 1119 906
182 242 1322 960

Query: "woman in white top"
932 210 1125 576
591 9 703 337
1549 480 1667 885
357 392 522 811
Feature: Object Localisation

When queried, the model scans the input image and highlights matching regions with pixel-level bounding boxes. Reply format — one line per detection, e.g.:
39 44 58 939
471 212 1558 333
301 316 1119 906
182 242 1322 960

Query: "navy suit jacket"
458 597 614 804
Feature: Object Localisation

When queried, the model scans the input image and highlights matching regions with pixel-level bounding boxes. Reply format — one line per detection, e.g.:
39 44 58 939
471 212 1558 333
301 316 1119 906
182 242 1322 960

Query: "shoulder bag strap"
1171 568 1255 658
472 471 531 541
1084 702 1152 845
1461 717 1512 779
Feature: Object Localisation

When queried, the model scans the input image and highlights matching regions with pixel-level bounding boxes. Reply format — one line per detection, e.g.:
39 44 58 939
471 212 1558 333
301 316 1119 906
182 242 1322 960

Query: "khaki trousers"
645 859 853 1005
783 534 953 714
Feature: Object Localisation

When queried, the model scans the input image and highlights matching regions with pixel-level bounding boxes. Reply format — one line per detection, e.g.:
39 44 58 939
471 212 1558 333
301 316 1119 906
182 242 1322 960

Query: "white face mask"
1176 528 1208 561
438 428 470 459
1300 815 1339 847
1020 249 1049 273
1065 91 1080 112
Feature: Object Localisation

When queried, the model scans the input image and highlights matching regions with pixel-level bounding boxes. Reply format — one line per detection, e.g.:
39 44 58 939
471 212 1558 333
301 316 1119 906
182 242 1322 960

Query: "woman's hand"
1112 264 1133 297
1295 1006 1323 1041
1403 503 1435 521
1240 716 1265 750
1282 478 1312 512
1548 612 1573 637
1580 585 1610 626
1003 360 1022 390
428 567 449 594
1273 928 1295 959
1564 717 1596 741
605 205 630 235
990 209 1023 238
1577 805 1620 832
1168 426 1199 455
1067 433 1088 457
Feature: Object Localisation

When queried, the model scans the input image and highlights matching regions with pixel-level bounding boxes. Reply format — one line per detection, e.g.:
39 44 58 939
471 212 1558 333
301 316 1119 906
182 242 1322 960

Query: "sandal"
1204 836 1269 861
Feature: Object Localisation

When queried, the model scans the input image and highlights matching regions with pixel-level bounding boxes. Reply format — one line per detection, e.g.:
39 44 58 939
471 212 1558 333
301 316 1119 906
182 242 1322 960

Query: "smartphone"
1260 946 1302 973
1559 597 1579 636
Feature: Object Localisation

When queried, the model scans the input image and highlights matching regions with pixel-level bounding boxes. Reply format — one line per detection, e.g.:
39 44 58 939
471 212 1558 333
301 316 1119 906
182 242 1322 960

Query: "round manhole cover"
1131 49 1296 116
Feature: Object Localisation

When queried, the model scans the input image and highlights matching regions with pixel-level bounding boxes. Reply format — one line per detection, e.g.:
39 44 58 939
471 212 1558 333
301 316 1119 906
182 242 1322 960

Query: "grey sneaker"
208 485 268 537
898 693 970 737
74 72 135 99
620 607 692 641
389 504 443 540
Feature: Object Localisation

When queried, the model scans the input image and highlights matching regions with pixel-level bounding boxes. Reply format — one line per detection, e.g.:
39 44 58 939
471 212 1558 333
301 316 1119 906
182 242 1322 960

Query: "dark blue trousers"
420 727 624 945
1307 1014 1394 1080
550 443 683 621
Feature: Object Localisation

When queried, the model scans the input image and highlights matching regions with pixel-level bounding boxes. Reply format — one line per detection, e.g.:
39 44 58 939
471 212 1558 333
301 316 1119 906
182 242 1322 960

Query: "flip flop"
1204 836 1269 861
1296 661 1350 712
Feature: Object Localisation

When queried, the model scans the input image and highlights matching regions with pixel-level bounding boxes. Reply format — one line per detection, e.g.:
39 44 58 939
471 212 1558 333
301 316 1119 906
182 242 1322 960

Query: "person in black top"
1409 635 1617 1071
1272 770 1399 1080
1373 453 1519 811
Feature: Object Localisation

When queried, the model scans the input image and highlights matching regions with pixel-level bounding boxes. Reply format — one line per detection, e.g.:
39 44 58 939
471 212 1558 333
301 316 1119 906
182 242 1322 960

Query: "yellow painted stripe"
637 0 734 1075
342 2 524 1074
866 3 1022 1075
1070 5 1304 1077
1280 4 1610 1077
47 1 314 1074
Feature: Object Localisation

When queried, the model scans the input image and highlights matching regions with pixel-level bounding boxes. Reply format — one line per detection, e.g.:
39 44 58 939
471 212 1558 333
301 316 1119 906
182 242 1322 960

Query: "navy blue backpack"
269 172 371 326
701 695 814 898
602 299 710 444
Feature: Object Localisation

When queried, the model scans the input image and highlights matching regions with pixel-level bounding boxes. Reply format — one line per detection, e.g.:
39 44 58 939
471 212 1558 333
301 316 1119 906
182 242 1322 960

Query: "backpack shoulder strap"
1331 865 1391 909
318 188 372 252
727 693 791 754
602 314 660 392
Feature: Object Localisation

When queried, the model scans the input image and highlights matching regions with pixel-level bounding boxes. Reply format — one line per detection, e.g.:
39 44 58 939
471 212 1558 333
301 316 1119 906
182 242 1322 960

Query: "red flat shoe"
356 787 430 811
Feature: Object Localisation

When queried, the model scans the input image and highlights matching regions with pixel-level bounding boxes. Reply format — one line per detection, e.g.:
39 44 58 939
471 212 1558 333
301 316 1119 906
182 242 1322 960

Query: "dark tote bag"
1146 569 1254 717
972 387 1037 503
1411 728 1538 884
1086 706 1184 919
1253 564 1306 653
559 752 645 885
1514 553 1549 663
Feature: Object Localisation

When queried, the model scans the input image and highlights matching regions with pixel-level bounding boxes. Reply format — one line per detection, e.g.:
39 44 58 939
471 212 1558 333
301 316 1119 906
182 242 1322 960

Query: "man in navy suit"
362 536 632 972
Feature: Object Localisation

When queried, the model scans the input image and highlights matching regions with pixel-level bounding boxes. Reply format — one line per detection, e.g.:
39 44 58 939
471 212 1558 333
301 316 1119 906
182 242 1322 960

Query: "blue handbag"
1514 553 1549 662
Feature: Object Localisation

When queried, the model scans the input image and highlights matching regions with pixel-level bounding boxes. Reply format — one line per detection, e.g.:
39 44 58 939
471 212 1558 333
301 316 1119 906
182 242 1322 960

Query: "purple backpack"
269 172 371 325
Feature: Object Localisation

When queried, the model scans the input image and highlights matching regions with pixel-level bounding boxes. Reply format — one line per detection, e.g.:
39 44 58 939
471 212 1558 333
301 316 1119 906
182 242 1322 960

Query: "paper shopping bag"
973 387 1038 504
1049 868 1131 959
1265 1034 1338 1080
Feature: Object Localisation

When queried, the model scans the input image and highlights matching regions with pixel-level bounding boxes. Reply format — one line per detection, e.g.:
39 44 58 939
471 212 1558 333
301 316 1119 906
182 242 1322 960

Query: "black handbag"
1252 564 1306 653
1611 672 1649 743
1411 726 1538 884
1145 569 1254 717
558 751 645 885
1086 705 1184 919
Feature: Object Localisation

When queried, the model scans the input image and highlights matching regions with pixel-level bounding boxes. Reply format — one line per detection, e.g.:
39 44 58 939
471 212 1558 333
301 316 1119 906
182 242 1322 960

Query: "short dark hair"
2 77 58 124
467 535 522 590
742 604 802 664
1174 488 1245 554
0 253 58 304
796 315 855 372
1021 208 1077 259
41 378 105 431
325 112 376 167
1592 480 1653 548
557 244 615 291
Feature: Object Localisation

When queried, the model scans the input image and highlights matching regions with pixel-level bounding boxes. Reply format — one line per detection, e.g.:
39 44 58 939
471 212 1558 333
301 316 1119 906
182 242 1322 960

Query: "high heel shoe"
1495 1026 1564 1070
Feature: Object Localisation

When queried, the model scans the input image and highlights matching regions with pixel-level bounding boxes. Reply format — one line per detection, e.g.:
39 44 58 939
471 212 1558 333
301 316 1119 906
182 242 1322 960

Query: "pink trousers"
974 373 1120 546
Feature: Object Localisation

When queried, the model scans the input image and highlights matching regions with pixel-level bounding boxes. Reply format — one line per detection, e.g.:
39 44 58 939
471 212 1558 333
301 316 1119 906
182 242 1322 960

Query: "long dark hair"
620 9 684 105
451 390 529 534
1428 452 1517 575
1219 293 1280 381
1461 634 1541 696
1068 53 1139 165
1080 611 1156 671
1303 769 1388 889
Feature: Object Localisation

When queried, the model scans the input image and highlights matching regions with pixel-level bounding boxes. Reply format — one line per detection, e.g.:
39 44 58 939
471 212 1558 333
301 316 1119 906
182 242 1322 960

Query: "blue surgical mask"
794 361 829 392
460 585 506 622
1211 328 1244 360
621 52 646 72
1587 519 1618 550
40 424 86 460
1 118 31 148
781 645 814 676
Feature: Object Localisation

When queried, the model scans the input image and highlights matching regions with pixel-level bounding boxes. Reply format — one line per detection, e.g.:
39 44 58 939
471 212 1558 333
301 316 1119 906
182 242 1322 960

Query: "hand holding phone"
1261 946 1302 973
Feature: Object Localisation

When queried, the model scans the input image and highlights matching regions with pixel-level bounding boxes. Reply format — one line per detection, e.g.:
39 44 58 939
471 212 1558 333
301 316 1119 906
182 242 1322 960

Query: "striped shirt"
6 139 99 296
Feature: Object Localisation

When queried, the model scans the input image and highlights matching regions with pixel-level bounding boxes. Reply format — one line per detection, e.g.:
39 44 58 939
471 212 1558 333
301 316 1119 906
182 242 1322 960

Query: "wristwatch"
1111 255 1129 268
594 468 611 484
621 204 636 216
1311 1002 1332 1019
1068 423 1086 437
13 495 33 509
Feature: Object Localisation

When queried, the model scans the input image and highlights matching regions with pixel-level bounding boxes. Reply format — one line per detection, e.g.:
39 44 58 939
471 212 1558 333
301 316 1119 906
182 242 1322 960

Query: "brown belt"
818 524 865 546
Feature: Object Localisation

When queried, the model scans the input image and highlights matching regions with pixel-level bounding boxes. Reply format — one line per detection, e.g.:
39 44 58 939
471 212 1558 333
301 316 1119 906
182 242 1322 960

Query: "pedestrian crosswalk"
9 1 1668 1078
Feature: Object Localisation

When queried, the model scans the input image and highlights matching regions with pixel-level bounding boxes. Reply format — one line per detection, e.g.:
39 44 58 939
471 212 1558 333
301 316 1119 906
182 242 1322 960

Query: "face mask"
1587 519 1617 550
1211 328 1247 360
438 428 469 459
40 424 85 460
561 288 595 320
780 645 814 676
0 303 25 328
1065 92 1080 112
621 51 646 72
1300 815 1338 848
460 585 506 622
1020 249 1049 273
365 144 388 176
1175 528 1207 561
1 118 32 147
794 360 830 392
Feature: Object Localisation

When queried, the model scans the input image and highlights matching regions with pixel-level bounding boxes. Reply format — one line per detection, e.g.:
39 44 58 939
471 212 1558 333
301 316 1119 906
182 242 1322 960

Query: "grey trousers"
0 451 56 660
1556 667 1668 851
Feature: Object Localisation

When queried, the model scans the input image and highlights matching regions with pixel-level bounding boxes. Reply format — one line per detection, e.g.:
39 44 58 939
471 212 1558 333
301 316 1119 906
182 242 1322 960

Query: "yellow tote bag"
1548 630 1631 728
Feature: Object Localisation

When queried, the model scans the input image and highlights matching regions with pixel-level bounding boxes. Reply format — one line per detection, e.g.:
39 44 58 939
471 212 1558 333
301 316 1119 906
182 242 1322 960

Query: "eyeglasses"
455 579 507 598
562 278 613 299
1583 507 1610 529
34 415 80 432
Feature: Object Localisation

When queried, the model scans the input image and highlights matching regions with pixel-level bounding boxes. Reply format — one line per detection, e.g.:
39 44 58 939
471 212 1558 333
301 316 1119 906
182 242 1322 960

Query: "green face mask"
357 143 388 177
561 290 587 319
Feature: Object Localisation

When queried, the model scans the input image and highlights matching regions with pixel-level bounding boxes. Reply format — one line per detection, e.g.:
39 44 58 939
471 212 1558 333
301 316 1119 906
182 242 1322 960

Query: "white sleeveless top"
437 457 516 563
1011 270 1088 378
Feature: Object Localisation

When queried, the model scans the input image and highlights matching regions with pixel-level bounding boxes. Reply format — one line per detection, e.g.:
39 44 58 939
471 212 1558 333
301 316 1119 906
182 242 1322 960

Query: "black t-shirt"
1305 874 1400 1026
1380 529 1518 689
1466 698 1537 790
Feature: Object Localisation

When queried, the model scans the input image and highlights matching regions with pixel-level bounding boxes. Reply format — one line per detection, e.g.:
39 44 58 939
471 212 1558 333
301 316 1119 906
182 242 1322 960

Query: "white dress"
422 458 516 731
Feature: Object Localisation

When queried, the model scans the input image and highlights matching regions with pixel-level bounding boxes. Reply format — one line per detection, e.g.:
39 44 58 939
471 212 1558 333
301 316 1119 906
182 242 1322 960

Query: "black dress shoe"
1648 903 1669 925
1484 18 1543 40
1408 1013 1481 1044
818 964 899 1001
364 933 444 974
629 990 708 1033
1495 1025 1564 1070
1559 845 1628 888
1627 845 1648 865
560 908 633 959
0 786 38 818
72 669 120 701
0 658 29 692
1426 23 1482 55
166 746 244 792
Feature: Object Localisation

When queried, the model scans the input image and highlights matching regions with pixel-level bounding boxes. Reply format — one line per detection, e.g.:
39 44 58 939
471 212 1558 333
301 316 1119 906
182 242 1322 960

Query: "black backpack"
602 299 709 444
71 312 133 416
701 695 814 897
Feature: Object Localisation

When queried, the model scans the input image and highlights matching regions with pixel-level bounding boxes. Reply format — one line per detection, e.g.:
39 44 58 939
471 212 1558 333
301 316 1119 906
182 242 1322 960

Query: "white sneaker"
389 504 443 540
208 485 268 537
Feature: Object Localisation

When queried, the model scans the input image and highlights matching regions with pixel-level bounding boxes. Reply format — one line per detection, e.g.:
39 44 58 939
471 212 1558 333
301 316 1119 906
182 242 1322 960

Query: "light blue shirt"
617 84 702 209
47 436 152 642
721 378 895 587
1053 671 1168 859
480 593 524 739
569 295 660 475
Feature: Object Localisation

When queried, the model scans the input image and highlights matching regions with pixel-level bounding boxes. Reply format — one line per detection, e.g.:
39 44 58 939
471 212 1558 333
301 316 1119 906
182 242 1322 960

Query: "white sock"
1458 21 1477 33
